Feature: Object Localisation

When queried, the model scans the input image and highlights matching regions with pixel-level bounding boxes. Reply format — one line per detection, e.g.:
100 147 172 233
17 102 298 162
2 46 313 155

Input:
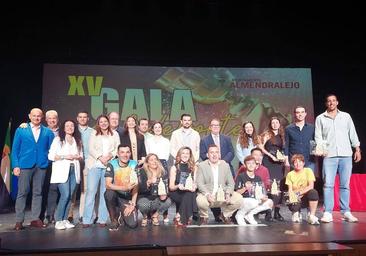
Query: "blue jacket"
11 123 55 169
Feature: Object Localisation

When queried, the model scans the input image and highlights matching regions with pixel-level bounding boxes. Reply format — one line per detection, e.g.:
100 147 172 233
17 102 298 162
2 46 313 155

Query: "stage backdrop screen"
42 64 314 163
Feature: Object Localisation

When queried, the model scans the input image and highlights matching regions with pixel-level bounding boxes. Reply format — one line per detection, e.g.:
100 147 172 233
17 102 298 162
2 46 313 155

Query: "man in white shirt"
170 114 200 162
315 94 361 223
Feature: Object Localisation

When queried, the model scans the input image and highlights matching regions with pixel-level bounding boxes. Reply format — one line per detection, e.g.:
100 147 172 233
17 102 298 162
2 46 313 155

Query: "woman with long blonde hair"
137 153 171 226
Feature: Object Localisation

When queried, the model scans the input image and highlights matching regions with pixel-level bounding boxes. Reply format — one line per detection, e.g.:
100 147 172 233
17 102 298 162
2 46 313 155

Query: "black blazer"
120 131 146 161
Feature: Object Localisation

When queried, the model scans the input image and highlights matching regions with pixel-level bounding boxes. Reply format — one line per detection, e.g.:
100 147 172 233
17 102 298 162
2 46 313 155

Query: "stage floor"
1 207 366 254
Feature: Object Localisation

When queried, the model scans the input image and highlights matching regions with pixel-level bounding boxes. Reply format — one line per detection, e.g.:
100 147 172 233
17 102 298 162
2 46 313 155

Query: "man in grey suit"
196 144 242 225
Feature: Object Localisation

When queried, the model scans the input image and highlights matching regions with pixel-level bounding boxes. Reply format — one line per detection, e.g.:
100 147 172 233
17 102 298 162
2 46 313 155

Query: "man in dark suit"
200 118 235 176
11 108 55 230
200 118 235 222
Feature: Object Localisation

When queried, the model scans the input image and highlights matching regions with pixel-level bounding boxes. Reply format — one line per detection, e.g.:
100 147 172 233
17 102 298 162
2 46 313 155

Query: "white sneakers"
244 213 258 225
291 212 302 223
55 220 75 230
235 212 247 226
342 212 358 223
320 212 333 223
321 211 358 223
235 212 258 225
307 214 320 225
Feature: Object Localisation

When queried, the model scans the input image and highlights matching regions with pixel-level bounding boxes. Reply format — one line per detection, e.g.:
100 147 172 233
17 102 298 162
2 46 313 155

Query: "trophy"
158 178 167 195
276 150 286 161
271 179 280 195
129 170 138 184
184 173 193 191
179 171 189 186
254 182 264 200
310 139 328 156
216 185 225 202
288 191 299 204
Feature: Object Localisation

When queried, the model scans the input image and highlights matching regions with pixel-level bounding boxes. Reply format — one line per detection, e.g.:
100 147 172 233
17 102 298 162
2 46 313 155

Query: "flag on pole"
1 121 11 192
1 120 12 212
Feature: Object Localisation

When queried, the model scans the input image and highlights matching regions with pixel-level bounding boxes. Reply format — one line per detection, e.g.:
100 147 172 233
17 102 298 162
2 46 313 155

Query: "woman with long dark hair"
120 115 146 165
48 120 83 230
260 116 286 221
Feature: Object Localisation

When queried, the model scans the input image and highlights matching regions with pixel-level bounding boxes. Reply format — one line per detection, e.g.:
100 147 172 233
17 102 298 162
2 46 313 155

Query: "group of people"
11 93 361 231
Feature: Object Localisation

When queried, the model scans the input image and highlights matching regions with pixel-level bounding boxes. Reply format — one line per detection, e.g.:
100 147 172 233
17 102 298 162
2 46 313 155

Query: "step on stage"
1 212 366 256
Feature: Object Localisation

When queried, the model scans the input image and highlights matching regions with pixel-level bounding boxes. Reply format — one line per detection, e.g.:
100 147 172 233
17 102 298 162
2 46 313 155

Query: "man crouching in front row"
104 144 138 231
196 144 242 225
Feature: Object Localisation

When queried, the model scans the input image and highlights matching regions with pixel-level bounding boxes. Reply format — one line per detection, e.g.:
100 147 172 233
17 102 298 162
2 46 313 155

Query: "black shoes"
274 207 284 221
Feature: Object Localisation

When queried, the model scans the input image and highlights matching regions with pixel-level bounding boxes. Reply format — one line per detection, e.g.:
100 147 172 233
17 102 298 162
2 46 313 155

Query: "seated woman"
137 153 171 226
235 156 273 225
285 154 319 225
169 146 198 226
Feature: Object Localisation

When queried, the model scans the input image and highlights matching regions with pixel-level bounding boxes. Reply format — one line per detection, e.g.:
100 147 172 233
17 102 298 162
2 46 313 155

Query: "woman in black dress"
260 116 286 221
169 146 198 226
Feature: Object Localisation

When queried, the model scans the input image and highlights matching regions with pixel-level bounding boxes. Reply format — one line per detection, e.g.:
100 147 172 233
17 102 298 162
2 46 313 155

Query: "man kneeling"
105 144 138 231
285 154 319 225
196 144 242 225
235 156 273 225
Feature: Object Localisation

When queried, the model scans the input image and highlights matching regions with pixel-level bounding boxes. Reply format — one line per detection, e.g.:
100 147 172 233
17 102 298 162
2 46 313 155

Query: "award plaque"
310 139 328 155
179 171 189 186
158 178 167 195
184 173 193 191
216 185 225 202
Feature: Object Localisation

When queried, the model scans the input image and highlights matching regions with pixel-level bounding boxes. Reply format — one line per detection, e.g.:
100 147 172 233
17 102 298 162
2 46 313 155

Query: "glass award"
254 182 264 200
158 178 167 195
184 173 193 191
310 139 328 155
270 179 280 195
276 150 286 161
216 185 225 202
288 191 299 204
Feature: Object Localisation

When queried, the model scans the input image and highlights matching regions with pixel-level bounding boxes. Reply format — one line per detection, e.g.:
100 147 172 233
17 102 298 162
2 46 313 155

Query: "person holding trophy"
137 153 171 227
285 154 320 225
260 117 286 221
169 146 198 226
315 94 361 223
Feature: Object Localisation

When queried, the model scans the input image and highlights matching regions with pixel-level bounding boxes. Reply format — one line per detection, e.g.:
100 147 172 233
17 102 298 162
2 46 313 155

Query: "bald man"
11 108 55 230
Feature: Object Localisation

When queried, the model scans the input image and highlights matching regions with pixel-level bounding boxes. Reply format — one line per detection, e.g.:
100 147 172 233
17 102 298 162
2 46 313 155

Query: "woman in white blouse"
82 115 120 228
145 121 171 223
48 120 83 230
145 122 170 171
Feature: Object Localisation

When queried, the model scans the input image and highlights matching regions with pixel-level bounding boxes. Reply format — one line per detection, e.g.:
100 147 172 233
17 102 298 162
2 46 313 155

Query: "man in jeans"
11 108 54 230
315 94 361 223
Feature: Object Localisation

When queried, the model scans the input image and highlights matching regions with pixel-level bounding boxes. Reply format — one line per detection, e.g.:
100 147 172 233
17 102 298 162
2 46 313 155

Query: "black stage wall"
1 1 365 172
